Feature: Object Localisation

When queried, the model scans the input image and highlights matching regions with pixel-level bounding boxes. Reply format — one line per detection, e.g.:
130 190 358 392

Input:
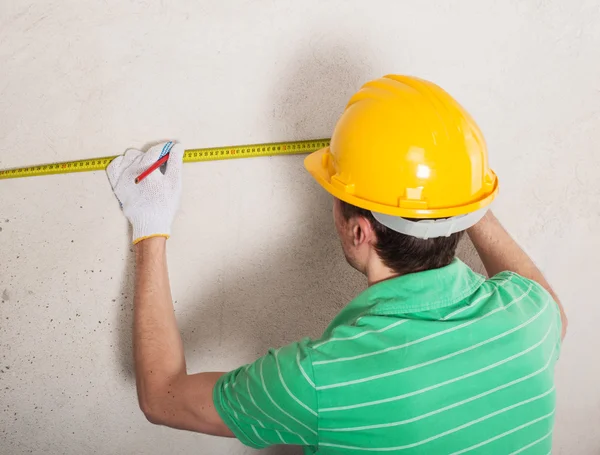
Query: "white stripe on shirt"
251 425 269 445
238 401 265 428
259 357 316 440
319 389 555 451
275 349 318 416
448 410 556 455
244 367 293 434
317 296 549 390
275 430 286 444
297 350 316 388
322 342 556 431
313 276 514 351
320 322 554 411
507 429 553 455
314 283 533 366
313 319 410 349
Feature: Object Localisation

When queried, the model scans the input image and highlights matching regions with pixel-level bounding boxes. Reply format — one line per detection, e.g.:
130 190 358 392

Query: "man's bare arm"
467 211 567 339
133 237 234 436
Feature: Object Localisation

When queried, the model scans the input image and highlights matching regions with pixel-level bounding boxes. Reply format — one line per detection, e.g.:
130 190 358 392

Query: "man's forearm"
468 211 567 338
134 238 186 409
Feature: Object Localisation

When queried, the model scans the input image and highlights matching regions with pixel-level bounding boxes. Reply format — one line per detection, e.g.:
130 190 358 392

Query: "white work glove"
107 141 184 244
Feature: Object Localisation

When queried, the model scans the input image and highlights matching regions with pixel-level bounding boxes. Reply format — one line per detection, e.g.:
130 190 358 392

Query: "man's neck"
366 260 400 287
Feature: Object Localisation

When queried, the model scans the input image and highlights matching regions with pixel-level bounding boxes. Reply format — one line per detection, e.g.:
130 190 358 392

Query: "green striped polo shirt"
214 258 561 454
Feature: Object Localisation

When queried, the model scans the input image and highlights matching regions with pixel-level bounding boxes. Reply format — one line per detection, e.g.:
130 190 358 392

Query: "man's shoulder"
306 270 556 360
485 271 554 303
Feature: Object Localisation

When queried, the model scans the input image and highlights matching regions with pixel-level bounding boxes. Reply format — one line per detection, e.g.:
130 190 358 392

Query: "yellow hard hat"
305 75 498 237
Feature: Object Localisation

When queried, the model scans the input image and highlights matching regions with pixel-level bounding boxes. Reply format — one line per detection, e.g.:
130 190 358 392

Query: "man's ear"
352 216 375 247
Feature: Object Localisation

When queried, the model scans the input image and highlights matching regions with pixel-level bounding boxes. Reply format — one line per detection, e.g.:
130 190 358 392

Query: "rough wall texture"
1 1 599 454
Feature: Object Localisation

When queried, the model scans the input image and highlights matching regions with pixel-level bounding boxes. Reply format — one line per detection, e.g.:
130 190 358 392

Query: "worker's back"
310 259 560 454
214 258 560 455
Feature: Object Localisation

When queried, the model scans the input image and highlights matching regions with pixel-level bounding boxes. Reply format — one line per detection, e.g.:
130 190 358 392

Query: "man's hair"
339 200 463 275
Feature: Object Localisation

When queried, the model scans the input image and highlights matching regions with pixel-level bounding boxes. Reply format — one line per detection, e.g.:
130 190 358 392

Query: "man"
107 75 567 454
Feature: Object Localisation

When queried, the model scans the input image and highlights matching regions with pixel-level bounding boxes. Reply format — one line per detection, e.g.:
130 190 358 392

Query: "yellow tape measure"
0 138 331 180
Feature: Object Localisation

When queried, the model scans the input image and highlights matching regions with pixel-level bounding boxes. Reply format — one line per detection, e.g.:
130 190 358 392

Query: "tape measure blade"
0 139 331 180
0 156 117 180
183 138 329 163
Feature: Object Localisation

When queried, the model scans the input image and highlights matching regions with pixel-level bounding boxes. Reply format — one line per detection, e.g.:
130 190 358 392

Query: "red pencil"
135 153 170 184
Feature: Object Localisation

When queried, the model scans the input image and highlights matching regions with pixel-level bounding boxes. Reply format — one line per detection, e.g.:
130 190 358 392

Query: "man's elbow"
138 393 171 426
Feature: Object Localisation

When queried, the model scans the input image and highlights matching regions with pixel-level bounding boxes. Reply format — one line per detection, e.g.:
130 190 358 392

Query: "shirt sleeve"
213 338 319 449
508 272 563 361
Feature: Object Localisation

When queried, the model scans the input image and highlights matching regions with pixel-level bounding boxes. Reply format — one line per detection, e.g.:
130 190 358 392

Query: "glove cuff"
131 215 172 244
132 233 170 245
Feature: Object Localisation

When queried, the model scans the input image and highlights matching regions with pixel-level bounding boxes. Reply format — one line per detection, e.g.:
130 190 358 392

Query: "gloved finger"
106 155 124 189
107 149 142 188
141 141 176 167
165 143 185 177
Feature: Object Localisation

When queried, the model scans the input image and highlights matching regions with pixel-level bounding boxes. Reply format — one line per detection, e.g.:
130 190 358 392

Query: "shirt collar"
352 258 485 315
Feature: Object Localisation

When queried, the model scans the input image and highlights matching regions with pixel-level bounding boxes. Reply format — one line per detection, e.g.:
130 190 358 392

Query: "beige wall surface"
1 1 599 454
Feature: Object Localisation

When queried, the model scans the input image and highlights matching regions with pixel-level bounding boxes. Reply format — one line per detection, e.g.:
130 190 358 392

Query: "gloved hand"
107 141 184 244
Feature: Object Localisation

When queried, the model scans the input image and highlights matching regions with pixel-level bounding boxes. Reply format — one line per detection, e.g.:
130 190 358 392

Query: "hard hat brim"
304 147 499 219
